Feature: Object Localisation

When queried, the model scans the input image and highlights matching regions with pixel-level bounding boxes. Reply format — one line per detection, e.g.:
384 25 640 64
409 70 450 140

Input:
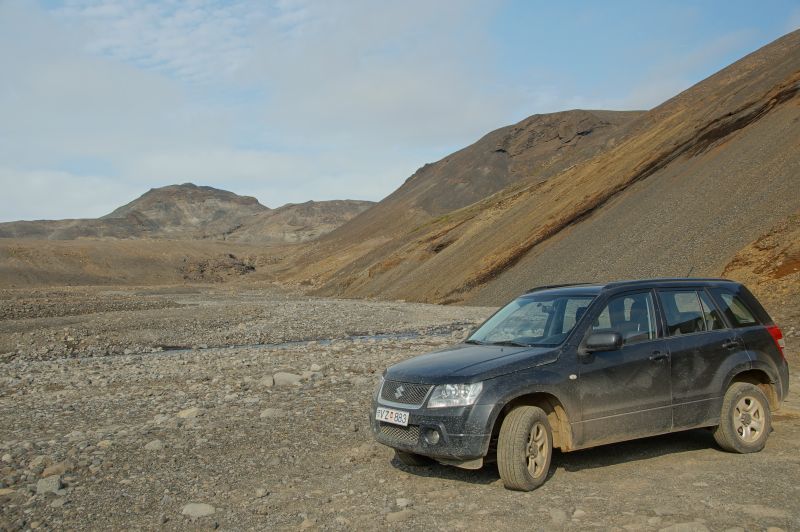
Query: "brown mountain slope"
0 184 373 244
225 200 374 243
289 29 800 305
284 109 642 280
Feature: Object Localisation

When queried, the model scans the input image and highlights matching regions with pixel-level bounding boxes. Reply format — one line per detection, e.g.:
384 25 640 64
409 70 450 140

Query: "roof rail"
604 277 733 287
525 282 596 293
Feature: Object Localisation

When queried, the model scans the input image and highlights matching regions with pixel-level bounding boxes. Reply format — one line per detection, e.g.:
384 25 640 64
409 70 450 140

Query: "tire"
713 382 772 453
497 406 553 491
394 450 433 467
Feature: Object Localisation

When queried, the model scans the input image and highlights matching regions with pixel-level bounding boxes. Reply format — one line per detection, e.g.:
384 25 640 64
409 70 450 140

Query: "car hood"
385 343 560 384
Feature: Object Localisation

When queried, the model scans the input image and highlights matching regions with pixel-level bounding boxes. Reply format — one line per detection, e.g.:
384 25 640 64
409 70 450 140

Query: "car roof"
524 278 739 297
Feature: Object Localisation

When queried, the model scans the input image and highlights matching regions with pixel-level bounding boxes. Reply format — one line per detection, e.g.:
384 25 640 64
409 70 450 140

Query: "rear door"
657 288 741 429
577 290 672 445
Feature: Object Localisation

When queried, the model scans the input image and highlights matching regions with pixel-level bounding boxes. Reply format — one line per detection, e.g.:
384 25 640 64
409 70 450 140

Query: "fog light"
423 428 440 445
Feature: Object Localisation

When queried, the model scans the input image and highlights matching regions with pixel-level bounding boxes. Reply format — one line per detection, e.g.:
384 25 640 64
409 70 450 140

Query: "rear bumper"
370 402 494 461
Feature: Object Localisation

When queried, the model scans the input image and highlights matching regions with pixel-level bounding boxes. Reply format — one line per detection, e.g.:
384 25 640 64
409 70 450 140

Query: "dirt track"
1 286 798 531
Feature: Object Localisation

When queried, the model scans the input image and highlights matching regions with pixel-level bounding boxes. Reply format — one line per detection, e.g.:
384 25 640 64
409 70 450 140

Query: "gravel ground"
1 286 798 531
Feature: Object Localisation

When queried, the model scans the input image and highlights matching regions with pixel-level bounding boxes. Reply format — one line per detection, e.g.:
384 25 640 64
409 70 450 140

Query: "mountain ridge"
0 183 374 244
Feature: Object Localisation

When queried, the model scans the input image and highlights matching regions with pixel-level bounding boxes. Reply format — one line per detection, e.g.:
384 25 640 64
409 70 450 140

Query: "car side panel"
669 330 747 429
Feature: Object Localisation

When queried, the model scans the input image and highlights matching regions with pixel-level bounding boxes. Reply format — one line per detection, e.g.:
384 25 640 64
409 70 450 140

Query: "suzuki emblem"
394 385 405 399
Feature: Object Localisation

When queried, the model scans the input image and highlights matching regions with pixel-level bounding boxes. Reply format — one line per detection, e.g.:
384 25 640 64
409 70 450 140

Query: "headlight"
427 382 483 408
373 375 385 401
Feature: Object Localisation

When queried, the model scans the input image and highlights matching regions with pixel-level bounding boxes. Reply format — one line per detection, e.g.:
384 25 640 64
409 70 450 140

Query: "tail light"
766 325 786 359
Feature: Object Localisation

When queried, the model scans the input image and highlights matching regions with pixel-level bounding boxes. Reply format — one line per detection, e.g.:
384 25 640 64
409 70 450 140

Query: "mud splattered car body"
371 279 789 490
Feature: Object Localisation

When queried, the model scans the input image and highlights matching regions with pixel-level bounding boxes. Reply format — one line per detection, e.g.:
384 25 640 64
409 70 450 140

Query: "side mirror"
584 332 623 353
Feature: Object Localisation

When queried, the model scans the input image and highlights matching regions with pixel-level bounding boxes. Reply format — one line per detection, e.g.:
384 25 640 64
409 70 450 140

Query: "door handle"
722 340 741 350
649 351 668 362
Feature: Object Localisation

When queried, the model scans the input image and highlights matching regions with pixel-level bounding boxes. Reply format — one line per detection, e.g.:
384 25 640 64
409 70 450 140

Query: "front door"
576 290 672 446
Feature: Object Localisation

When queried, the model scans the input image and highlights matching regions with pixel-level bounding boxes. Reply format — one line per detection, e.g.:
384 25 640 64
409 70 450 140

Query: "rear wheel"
394 450 433 467
497 406 553 491
713 382 771 453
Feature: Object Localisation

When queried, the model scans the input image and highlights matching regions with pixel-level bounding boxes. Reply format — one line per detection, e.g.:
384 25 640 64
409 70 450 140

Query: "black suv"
371 279 789 491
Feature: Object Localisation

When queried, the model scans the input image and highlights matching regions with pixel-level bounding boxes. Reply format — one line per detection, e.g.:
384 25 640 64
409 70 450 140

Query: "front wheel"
713 382 772 453
497 406 553 491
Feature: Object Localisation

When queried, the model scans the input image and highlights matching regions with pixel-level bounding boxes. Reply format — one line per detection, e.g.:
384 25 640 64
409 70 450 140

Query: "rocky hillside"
279 29 800 305
0 184 373 244
225 200 375 244
286 110 642 277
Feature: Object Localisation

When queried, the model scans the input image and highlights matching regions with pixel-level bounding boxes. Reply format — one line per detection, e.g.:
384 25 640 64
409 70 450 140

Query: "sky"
1 0 799 222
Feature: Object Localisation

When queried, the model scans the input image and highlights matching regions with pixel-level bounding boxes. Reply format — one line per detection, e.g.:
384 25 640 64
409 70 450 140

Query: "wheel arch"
492 392 575 451
728 369 779 410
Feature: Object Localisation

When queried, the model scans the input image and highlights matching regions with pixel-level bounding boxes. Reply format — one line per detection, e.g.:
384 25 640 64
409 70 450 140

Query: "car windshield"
467 293 595 347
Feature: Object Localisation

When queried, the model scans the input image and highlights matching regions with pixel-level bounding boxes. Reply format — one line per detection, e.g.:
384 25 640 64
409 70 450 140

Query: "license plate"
375 406 409 427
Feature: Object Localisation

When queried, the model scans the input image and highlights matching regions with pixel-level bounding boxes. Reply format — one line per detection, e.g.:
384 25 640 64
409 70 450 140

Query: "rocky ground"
1 285 798 531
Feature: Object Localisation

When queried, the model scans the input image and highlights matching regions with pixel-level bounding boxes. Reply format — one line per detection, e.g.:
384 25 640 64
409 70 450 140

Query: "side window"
713 290 758 328
658 290 707 336
698 291 725 330
592 292 657 345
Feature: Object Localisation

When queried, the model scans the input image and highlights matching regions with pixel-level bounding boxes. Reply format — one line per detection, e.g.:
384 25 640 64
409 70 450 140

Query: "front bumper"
370 401 494 461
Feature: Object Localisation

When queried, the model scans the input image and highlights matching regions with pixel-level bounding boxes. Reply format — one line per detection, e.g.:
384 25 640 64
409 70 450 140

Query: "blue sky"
1 0 798 221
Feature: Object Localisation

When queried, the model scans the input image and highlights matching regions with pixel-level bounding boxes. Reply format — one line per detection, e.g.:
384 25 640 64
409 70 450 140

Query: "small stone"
654 505 679 516
1 453 11 463
299 518 315 529
550 508 568 525
572 509 586 519
41 461 71 478
258 375 274 388
659 524 709 532
153 414 171 424
144 440 164 451
396 498 411 509
30 521 41 530
255 488 269 498
181 503 215 518
0 488 14 496
310 363 322 372
36 475 63 495
273 372 302 386
177 407 201 419
50 497 66 508
97 440 112 449
260 408 286 419
386 509 413 523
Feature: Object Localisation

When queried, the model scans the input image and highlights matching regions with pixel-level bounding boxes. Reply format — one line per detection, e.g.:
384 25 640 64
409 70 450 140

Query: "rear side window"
714 290 759 327
658 290 708 336
698 291 725 331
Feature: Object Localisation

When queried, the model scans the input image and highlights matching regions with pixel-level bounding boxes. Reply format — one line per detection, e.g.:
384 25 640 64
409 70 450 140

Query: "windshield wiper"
464 339 486 345
490 340 531 347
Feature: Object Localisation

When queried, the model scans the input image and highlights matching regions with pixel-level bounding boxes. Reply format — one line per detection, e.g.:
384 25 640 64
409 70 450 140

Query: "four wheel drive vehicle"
370 279 789 491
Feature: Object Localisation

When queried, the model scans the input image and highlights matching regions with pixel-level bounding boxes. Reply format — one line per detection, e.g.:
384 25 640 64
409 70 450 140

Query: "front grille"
379 422 420 445
380 380 432 406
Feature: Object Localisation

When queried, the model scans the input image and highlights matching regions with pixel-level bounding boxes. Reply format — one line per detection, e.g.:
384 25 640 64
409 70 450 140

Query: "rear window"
713 290 759 328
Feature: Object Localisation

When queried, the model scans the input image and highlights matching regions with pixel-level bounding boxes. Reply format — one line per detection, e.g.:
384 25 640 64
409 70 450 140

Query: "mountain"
102 183 269 237
0 184 374 243
279 30 800 306
224 200 375 243
282 109 643 282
